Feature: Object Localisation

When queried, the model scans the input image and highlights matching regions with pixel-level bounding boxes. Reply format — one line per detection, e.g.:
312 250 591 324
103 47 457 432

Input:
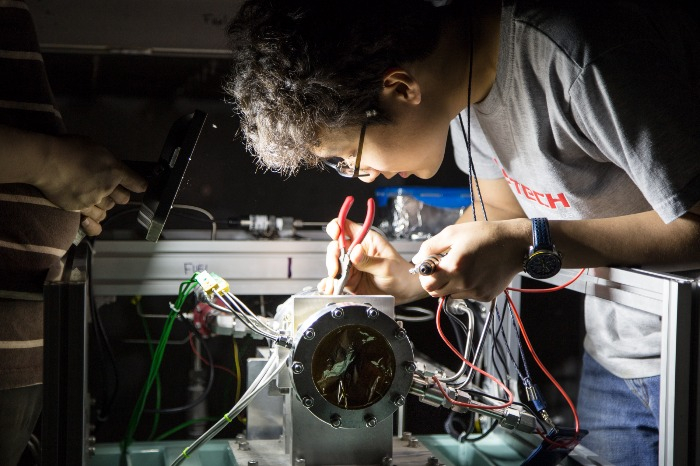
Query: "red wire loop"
435 297 514 409
435 268 586 446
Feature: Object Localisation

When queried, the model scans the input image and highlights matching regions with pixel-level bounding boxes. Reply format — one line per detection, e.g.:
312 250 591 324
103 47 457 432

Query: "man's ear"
381 68 422 105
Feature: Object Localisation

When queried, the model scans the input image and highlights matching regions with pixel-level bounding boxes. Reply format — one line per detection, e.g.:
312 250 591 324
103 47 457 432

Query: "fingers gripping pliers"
332 195 375 295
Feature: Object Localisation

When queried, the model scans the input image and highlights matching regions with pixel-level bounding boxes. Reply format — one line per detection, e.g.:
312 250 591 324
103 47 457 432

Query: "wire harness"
120 270 290 462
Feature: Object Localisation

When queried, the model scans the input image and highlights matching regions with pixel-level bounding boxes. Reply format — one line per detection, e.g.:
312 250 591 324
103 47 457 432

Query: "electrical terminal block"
195 270 231 296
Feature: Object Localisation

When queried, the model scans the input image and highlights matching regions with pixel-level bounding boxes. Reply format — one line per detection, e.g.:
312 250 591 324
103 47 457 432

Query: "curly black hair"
225 0 451 175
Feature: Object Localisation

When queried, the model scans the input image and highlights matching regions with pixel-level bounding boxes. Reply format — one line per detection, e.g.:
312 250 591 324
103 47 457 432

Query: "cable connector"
274 336 293 348
195 270 230 296
525 383 554 427
525 383 547 411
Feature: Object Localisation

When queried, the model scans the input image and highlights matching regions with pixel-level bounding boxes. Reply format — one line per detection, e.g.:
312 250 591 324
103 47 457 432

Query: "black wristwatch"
523 218 562 279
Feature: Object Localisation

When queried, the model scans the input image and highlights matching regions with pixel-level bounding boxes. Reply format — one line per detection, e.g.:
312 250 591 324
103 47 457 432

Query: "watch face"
526 250 562 279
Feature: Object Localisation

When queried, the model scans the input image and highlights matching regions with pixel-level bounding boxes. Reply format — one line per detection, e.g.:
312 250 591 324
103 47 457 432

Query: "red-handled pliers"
333 195 375 294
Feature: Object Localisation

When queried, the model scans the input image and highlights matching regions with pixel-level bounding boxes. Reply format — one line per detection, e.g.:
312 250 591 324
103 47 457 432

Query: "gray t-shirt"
452 0 700 378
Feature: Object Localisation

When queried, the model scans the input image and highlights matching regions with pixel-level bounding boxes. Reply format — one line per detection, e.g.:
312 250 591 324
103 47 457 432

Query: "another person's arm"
0 124 147 235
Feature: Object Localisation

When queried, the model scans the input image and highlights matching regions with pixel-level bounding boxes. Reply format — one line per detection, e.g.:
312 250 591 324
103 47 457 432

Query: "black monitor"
136 110 207 242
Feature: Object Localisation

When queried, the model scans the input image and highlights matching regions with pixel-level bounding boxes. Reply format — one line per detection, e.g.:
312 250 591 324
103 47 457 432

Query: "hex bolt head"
394 328 407 340
331 308 344 319
366 307 379 319
404 361 417 374
365 415 378 428
291 361 305 374
302 396 315 407
303 328 316 340
330 414 342 428
393 395 406 407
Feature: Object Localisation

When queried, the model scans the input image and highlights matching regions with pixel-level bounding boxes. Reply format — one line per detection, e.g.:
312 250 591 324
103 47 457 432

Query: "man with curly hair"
226 0 700 464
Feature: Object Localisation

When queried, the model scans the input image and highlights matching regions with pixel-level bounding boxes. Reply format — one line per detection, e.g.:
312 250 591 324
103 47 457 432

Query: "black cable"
489 309 510 389
457 14 488 223
465 415 499 442
100 206 142 229
507 300 535 382
86 240 120 424
493 302 527 384
144 316 215 414
445 309 467 358
444 410 475 442
25 433 41 465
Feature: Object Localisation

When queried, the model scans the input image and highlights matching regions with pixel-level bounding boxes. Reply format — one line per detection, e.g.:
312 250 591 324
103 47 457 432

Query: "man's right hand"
318 218 428 304
32 134 147 235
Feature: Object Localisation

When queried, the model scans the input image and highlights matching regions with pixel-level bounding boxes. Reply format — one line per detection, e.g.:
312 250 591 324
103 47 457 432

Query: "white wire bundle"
170 349 289 465
202 291 280 341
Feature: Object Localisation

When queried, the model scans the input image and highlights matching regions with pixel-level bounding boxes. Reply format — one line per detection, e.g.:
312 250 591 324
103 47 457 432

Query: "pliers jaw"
333 253 352 295
331 196 375 295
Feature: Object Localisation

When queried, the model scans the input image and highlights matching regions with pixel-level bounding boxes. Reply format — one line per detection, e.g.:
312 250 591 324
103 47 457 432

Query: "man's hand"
318 218 427 304
33 134 147 235
413 219 530 302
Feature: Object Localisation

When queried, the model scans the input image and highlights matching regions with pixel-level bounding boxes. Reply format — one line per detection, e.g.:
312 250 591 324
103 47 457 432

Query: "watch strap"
531 218 553 252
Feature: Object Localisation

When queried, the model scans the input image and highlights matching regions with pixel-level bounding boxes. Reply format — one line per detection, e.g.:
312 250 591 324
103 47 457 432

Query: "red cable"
435 297 514 409
188 332 236 377
436 268 586 443
502 289 581 434
506 268 586 293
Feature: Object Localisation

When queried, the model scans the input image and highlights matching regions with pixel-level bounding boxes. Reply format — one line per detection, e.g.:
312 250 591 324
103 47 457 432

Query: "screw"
404 361 417 373
394 328 407 340
295 459 306 465
381 456 393 466
393 395 406 407
366 307 379 319
427 456 439 466
302 396 315 407
292 362 304 374
365 415 378 427
331 308 344 319
239 441 251 451
401 431 412 441
330 414 342 428
248 461 259 466
408 438 419 448
303 328 316 340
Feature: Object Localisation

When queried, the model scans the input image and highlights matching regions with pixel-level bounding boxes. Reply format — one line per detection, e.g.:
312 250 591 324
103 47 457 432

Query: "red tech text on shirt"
500 167 571 210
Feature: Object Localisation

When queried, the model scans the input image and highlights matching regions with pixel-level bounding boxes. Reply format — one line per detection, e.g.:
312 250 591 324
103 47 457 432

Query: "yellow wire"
233 338 246 423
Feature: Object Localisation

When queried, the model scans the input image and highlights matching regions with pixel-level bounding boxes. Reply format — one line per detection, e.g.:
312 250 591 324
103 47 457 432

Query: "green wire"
121 276 199 455
135 297 162 441
153 417 218 442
